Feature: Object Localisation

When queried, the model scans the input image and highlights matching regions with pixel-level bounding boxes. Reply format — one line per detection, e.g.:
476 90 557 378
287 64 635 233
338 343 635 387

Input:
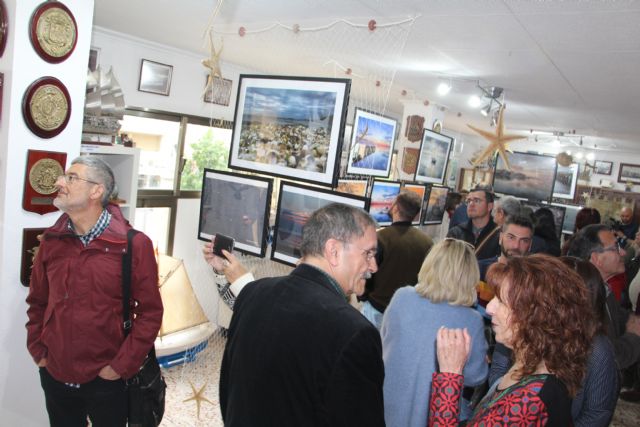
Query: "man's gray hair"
496 195 521 217
71 156 115 207
300 203 376 257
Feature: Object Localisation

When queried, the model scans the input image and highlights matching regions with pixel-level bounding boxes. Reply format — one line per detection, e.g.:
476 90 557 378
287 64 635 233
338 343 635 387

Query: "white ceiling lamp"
437 82 451 96
574 152 584 160
468 95 482 108
586 152 595 161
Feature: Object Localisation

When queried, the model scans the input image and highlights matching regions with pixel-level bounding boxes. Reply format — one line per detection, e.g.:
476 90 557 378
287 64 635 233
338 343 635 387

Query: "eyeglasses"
467 197 486 205
594 242 623 254
58 174 100 186
344 242 377 261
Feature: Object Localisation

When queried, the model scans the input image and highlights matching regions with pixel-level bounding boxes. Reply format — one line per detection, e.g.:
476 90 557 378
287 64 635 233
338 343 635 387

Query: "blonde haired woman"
381 238 488 427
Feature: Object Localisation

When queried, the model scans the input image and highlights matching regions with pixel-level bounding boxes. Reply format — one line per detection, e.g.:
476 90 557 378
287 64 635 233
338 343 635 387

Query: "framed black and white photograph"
415 128 453 185
197 169 273 257
423 185 449 225
522 201 566 239
346 108 397 178
229 74 351 186
204 76 233 106
552 203 582 235
336 179 368 197
553 163 579 200
594 160 613 175
138 59 173 96
618 163 640 184
492 152 557 202
402 182 428 225
370 180 402 226
271 181 369 266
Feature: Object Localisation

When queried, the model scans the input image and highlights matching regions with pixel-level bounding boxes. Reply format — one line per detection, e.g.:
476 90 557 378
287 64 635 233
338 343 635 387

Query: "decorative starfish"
183 381 214 419
202 29 223 98
467 105 525 170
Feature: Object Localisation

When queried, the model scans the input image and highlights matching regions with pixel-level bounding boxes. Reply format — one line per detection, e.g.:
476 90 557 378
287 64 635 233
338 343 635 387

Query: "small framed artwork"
553 163 579 200
229 74 351 186
271 181 369 266
370 180 402 226
346 108 397 178
88 47 100 71
138 59 173 96
423 185 449 225
21 227 47 286
204 76 233 106
336 179 368 197
492 152 557 202
618 163 640 184
415 128 453 185
523 201 566 239
402 182 428 225
197 169 273 257
594 160 613 175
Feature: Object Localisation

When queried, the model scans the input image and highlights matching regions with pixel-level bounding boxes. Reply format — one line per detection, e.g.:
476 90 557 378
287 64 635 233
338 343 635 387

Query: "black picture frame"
522 201 566 239
204 76 232 106
402 182 428 225
271 180 369 266
551 203 582 235
370 180 402 227
594 160 613 176
492 151 557 202
229 74 351 187
422 185 450 225
415 128 453 185
618 163 640 184
553 163 579 200
197 168 273 257
346 108 398 178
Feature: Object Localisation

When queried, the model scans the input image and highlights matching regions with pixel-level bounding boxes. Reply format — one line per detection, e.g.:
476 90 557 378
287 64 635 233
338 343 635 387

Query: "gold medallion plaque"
29 158 63 195
30 84 69 131
30 1 78 63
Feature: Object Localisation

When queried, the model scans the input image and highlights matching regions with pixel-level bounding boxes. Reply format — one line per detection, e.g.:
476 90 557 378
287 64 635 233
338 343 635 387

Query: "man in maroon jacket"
26 156 163 427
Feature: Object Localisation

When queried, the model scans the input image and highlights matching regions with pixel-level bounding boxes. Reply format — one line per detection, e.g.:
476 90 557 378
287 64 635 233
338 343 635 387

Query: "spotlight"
468 95 482 108
437 82 451 96
575 152 584 160
480 100 493 117
586 152 595 161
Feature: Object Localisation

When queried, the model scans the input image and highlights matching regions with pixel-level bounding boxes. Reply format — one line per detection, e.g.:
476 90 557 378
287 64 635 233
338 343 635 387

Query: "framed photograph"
204 76 233 106
618 163 640 184
553 163 579 200
370 180 402 226
522 201 566 239
197 169 273 257
138 59 173 96
415 128 453 184
336 179 368 197
272 181 369 266
88 47 100 72
552 203 582 235
21 227 46 286
229 74 351 186
492 152 557 202
346 108 397 177
423 185 450 225
402 182 428 225
594 160 613 175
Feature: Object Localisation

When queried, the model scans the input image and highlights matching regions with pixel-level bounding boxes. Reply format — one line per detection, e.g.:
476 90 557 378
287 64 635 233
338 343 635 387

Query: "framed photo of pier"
229 74 351 186
414 129 453 185
346 108 397 178
271 181 369 266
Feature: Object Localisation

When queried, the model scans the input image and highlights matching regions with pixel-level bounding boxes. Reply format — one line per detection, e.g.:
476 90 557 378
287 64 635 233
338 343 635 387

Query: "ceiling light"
586 152 595 161
574 152 584 160
437 82 451 96
468 95 482 108
480 100 493 117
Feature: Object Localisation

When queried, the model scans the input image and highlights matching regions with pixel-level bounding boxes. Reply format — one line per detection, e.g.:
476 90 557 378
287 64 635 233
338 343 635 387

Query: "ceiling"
93 0 640 155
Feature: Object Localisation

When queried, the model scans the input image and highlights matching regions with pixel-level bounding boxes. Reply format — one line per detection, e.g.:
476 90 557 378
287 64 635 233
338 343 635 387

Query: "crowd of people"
25 156 640 426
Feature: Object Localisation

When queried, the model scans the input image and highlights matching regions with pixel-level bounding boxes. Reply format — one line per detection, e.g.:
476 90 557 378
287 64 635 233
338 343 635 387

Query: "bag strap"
122 229 138 337
475 225 499 255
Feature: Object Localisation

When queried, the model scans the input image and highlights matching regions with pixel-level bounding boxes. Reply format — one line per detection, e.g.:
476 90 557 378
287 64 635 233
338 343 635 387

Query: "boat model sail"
83 67 126 144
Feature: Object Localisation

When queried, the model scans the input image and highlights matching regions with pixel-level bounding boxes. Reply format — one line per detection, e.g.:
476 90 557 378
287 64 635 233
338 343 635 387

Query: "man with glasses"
220 203 384 426
360 190 433 330
26 157 163 426
447 185 500 260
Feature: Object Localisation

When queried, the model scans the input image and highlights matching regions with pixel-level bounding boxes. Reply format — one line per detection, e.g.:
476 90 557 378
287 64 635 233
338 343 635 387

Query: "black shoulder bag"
123 229 166 427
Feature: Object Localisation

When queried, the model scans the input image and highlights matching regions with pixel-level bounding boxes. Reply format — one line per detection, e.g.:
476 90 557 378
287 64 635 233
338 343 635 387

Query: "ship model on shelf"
82 67 125 146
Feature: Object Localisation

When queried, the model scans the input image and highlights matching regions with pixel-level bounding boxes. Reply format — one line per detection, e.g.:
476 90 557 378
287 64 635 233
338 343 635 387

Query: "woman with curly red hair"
428 255 596 426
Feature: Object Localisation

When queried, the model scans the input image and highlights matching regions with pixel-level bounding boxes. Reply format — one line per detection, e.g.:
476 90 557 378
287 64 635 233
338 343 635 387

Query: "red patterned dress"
428 372 572 426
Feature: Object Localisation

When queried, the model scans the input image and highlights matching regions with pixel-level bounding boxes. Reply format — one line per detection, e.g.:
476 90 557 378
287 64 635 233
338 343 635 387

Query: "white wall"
0 1 95 424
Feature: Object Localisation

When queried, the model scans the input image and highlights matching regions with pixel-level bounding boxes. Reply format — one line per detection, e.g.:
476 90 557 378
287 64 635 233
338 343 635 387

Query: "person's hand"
98 364 121 380
218 249 248 283
202 241 226 271
626 314 640 336
37 358 47 367
436 327 471 375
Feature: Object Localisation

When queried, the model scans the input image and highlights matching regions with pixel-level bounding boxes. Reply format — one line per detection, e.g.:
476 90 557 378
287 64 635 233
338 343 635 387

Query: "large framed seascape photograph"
492 152 557 202
415 129 453 184
272 181 369 266
618 163 640 184
369 180 402 227
423 185 449 225
229 74 351 186
197 169 273 257
346 108 397 177
553 163 579 200
402 182 428 225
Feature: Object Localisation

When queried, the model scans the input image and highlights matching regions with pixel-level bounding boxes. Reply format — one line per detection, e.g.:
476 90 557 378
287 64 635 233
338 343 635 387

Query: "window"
180 123 231 191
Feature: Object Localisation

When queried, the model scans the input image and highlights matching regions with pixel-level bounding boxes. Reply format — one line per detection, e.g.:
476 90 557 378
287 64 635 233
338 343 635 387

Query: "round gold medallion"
30 1 78 63
29 158 63 195
30 84 69 131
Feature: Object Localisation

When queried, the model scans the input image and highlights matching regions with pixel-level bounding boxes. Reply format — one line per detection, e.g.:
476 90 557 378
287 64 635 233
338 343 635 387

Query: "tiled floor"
162 332 640 426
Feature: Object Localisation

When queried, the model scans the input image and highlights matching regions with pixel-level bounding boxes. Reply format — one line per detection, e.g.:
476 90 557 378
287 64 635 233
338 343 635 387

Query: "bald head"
621 206 634 225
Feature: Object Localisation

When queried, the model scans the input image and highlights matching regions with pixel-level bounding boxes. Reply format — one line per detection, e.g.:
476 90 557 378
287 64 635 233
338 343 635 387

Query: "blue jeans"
361 301 384 330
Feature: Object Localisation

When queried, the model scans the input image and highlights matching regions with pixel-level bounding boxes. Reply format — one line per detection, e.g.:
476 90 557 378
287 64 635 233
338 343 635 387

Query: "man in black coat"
219 203 385 426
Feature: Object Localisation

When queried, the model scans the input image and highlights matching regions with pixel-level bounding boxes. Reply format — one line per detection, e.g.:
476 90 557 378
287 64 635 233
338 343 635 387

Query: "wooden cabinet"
80 145 140 223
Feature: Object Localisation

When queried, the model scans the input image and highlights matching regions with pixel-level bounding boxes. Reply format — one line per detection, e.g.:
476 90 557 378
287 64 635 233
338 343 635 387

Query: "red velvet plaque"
22 76 71 139
23 149 66 215
21 228 47 286
30 1 77 63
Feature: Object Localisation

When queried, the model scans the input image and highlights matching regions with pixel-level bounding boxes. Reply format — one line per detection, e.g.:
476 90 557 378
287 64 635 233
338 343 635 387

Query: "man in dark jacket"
26 157 163 426
361 190 433 329
447 185 500 260
220 203 385 426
